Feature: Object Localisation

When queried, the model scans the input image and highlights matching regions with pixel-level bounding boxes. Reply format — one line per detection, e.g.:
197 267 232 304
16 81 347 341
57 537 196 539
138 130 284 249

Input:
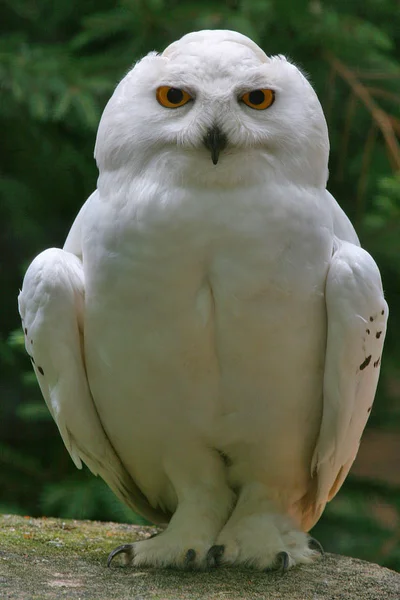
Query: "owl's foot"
107 459 235 569
107 531 218 569
214 513 318 570
108 543 201 569
212 484 319 571
205 546 293 573
267 538 324 574
270 539 324 574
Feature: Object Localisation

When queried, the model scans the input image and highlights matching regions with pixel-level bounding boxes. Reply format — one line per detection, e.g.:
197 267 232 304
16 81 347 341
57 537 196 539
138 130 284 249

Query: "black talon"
184 548 196 568
206 544 225 568
276 551 290 574
107 544 134 568
309 537 325 556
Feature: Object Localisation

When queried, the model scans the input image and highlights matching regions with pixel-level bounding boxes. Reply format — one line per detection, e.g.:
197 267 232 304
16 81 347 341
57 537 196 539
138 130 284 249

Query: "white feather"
18 248 169 524
310 241 387 524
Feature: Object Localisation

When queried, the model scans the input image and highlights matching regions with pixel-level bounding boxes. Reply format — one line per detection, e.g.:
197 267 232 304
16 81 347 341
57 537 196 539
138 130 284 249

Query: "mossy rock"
1 514 399 599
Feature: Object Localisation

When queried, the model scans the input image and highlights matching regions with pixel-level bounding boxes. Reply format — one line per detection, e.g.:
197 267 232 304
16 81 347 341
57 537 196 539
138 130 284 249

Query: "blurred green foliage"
1 0 400 571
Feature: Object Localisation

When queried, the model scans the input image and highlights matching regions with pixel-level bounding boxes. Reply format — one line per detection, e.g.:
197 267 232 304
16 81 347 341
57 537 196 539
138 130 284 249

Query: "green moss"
1 513 154 560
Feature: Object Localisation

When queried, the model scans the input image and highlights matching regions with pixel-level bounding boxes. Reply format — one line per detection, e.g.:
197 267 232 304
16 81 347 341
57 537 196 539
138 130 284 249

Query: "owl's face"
95 30 329 189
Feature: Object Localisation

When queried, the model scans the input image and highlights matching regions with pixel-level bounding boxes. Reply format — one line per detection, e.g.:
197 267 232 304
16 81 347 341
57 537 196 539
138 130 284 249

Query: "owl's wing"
305 240 388 530
18 247 169 524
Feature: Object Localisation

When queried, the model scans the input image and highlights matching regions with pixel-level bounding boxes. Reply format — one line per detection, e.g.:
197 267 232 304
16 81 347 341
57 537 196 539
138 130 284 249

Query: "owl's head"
95 30 329 189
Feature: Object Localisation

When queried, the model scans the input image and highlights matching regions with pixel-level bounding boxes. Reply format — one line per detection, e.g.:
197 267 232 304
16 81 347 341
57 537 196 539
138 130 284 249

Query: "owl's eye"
241 89 275 110
156 86 192 108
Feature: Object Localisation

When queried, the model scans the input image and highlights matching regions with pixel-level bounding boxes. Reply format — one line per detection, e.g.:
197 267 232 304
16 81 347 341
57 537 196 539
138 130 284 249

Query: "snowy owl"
19 29 388 571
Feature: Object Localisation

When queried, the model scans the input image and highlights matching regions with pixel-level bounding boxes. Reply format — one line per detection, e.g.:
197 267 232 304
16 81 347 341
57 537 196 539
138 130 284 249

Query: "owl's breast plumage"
82 180 332 511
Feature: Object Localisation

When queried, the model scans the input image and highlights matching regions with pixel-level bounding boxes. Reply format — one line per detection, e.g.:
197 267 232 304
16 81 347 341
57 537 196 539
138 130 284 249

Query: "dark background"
1 0 400 571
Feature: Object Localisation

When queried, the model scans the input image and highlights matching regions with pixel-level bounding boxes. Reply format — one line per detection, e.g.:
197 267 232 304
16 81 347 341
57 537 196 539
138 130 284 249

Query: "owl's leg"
212 482 318 570
108 446 235 569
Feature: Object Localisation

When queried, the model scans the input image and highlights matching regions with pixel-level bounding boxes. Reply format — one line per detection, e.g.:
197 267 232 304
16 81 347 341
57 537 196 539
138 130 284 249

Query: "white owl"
18 30 388 571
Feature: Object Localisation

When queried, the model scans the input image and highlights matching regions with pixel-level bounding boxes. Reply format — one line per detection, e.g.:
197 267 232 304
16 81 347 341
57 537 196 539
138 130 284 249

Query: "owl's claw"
275 551 290 574
206 544 225 568
308 537 325 556
184 548 196 568
107 543 134 567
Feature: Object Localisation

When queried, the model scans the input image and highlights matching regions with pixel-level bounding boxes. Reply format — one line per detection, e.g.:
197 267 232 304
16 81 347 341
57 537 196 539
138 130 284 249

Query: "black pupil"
167 88 184 104
248 90 265 105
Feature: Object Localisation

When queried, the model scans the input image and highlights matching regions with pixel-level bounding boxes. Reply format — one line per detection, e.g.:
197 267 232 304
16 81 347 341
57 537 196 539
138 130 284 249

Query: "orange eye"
156 86 192 108
241 89 275 110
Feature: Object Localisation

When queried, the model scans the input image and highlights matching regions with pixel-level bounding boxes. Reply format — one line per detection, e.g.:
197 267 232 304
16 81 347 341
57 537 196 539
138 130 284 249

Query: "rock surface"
1 514 399 599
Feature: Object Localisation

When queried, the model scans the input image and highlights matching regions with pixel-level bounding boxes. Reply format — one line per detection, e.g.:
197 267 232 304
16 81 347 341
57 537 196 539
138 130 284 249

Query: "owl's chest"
84 182 332 312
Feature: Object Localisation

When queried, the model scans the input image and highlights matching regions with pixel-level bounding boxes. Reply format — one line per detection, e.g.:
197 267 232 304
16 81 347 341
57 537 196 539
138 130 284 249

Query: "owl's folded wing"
304 241 387 530
18 248 169 524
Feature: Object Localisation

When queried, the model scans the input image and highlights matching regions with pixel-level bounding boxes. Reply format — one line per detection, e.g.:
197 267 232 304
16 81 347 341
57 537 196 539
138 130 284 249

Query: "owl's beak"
203 126 227 165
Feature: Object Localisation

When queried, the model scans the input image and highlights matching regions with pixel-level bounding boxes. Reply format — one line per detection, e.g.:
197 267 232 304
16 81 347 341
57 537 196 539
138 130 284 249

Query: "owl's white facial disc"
95 30 329 188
